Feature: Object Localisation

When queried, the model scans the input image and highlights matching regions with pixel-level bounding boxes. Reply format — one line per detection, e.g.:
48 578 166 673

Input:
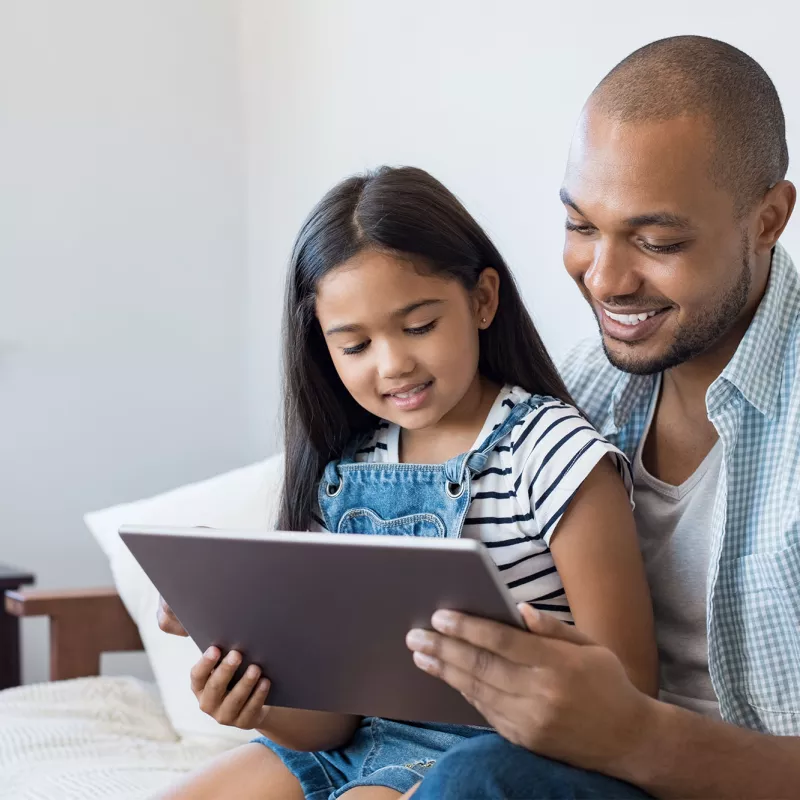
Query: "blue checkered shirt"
560 243 800 735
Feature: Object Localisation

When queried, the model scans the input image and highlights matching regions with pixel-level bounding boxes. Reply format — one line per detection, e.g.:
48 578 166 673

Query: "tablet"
119 526 524 726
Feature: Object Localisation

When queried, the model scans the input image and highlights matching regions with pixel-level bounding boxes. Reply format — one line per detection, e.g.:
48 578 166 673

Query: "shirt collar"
714 243 799 419
605 242 798 432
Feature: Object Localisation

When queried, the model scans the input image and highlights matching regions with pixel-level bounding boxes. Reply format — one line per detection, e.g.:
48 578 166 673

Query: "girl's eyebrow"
324 299 444 336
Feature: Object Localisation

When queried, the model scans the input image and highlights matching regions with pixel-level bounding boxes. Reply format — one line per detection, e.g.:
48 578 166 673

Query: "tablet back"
120 526 523 726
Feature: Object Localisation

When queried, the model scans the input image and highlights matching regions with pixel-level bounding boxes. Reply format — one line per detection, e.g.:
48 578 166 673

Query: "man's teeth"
604 309 661 326
393 383 429 399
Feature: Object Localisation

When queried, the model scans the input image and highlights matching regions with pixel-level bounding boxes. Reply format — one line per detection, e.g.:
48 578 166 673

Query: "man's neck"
662 252 773 411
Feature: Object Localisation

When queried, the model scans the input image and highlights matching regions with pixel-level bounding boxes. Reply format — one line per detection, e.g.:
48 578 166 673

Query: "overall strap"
446 395 546 486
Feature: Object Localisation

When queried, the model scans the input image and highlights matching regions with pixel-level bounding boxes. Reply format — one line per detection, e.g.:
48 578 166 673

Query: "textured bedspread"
0 676 236 799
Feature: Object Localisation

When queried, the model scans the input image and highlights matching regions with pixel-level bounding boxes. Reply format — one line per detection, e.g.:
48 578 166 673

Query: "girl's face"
315 249 498 431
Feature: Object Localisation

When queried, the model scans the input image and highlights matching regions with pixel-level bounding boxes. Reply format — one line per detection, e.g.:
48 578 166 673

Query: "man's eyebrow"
623 212 694 230
560 188 693 231
559 188 584 216
324 299 443 336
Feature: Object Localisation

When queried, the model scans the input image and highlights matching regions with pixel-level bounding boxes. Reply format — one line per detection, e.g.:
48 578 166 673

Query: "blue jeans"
413 733 653 799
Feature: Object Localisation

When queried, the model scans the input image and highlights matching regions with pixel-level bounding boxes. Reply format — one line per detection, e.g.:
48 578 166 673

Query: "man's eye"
640 240 687 255
342 341 368 355
565 220 595 235
405 321 437 336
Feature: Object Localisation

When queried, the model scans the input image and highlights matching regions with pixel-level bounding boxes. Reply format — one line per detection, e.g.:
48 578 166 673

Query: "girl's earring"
480 317 487 327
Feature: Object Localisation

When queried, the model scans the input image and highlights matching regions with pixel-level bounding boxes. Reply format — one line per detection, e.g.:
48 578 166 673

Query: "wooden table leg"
0 571 35 689
0 605 23 689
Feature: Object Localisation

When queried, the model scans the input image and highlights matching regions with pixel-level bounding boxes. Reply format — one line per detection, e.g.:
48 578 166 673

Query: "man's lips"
598 305 672 342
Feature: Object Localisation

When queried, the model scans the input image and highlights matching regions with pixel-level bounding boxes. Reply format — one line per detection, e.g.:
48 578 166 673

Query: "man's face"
561 107 757 375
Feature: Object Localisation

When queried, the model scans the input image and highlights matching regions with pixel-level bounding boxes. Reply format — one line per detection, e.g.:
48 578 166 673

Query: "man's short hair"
592 36 789 215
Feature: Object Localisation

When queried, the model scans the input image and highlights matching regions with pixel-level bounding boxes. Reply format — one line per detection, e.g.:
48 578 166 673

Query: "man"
404 35 800 798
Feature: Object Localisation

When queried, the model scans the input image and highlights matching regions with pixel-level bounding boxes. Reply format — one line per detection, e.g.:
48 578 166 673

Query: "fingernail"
204 647 218 660
413 652 440 672
520 603 539 622
225 651 240 666
245 665 259 679
259 678 270 691
406 629 431 649
431 610 456 634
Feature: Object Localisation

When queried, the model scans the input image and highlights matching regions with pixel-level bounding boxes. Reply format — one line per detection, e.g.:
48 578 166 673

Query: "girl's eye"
342 341 368 356
405 321 437 336
565 219 595 235
640 240 687 255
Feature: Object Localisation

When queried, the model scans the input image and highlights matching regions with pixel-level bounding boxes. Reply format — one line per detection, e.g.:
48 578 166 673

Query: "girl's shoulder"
493 385 623 479
496 386 592 447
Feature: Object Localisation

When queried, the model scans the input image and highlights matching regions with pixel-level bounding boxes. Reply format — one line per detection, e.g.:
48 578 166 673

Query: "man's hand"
406 604 655 776
157 594 188 636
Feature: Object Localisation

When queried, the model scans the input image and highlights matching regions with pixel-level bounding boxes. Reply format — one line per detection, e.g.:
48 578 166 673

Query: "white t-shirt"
349 385 632 621
633 375 722 719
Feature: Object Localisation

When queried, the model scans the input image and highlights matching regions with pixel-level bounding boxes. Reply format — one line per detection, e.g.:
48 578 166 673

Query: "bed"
1 457 282 799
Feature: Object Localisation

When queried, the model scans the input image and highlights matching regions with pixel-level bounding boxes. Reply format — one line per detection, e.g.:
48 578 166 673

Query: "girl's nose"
376 339 416 380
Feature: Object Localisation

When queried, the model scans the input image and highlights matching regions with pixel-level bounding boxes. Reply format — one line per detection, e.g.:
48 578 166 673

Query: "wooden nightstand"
0 564 35 689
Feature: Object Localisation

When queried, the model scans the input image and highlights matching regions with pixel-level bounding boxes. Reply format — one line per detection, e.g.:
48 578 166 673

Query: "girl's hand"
190 647 272 730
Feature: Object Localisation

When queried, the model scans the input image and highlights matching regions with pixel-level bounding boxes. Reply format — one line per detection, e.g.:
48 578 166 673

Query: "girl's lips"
385 381 433 411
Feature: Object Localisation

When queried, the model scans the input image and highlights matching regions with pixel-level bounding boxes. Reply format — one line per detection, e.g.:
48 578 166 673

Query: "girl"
163 167 657 800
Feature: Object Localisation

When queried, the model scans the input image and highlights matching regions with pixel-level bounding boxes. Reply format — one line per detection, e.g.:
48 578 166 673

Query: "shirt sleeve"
514 402 633 546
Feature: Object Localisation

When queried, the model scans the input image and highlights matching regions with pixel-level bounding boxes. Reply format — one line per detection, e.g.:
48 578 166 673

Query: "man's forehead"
562 110 722 221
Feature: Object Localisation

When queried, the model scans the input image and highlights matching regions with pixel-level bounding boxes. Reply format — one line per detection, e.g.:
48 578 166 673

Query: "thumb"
518 604 593 646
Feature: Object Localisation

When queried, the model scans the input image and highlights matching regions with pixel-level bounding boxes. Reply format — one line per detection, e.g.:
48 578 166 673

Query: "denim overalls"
254 396 544 799
317 396 542 540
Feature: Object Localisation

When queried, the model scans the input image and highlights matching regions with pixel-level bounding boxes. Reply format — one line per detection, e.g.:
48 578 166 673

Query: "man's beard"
598 235 752 376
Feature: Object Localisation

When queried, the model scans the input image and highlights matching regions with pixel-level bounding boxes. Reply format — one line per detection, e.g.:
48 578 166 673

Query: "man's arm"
406 606 800 799
621 695 800 799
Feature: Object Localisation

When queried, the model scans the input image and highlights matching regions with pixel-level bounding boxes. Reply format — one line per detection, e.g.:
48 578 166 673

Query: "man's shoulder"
557 337 624 424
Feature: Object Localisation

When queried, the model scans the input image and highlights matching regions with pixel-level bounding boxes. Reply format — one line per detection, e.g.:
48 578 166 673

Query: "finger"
518 604 593 646
190 647 221 694
204 650 242 698
157 597 188 636
406 629 530 693
412 650 520 719
217 663 263 722
236 677 271 728
424 610 549 668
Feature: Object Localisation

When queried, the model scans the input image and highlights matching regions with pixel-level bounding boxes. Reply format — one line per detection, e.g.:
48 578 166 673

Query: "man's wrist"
607 694 672 788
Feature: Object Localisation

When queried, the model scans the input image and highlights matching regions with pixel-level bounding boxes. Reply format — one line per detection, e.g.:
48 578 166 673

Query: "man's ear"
754 180 796 255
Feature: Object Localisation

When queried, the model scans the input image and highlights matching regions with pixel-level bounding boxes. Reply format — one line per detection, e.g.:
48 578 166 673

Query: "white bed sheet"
0 676 238 799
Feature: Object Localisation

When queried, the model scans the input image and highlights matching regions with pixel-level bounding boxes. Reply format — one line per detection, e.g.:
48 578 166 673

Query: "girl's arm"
255 706 360 752
547 456 659 696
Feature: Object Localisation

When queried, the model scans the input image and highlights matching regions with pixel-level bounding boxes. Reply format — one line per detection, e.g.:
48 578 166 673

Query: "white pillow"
84 455 283 744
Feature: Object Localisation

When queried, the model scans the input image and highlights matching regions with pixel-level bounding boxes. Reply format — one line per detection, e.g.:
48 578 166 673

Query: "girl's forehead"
316 250 456 311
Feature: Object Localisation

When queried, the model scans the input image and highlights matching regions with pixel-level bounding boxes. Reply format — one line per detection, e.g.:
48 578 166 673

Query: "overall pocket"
337 508 446 538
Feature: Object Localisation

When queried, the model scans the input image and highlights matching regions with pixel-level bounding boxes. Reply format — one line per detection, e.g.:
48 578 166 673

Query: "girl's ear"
473 268 501 329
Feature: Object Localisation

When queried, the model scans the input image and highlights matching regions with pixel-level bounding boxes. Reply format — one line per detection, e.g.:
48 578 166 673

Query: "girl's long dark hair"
279 166 572 531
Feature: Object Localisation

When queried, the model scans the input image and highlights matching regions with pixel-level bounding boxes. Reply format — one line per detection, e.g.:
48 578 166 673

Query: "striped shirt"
559 243 800 735
353 386 632 621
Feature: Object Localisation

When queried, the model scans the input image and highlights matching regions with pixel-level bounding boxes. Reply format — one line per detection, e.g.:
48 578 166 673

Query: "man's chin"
601 337 673 376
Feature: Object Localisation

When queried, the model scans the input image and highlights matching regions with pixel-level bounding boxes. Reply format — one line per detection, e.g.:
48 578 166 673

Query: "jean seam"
360 718 383 778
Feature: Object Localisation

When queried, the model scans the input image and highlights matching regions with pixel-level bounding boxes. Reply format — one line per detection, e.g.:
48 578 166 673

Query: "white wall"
237 0 800 451
4 0 800 686
0 0 253 683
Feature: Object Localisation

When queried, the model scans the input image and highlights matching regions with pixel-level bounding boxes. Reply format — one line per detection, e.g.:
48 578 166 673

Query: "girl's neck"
399 375 501 464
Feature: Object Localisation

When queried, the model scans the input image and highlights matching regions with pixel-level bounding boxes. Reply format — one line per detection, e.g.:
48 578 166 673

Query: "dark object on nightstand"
0 563 35 689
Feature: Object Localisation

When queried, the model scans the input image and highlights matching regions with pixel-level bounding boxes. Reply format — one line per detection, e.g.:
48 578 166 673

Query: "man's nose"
583 238 642 301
